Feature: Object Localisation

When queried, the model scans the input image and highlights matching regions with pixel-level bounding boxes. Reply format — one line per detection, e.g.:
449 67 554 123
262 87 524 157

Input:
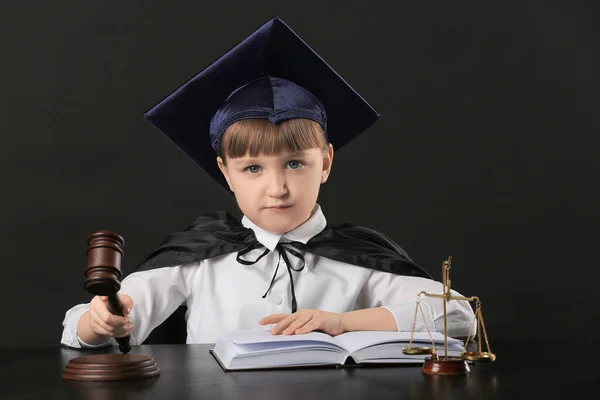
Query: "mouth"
265 205 292 211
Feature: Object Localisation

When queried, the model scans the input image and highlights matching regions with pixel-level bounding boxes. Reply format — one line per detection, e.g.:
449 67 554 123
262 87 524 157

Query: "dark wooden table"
0 339 594 399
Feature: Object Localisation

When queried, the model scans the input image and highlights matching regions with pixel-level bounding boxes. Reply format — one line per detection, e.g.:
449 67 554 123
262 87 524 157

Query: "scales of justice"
402 256 496 375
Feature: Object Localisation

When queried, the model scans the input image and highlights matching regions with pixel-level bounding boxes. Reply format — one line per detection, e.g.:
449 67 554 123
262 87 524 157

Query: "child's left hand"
259 309 346 336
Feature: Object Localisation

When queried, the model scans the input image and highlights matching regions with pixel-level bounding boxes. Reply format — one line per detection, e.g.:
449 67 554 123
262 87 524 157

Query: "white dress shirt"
61 205 476 348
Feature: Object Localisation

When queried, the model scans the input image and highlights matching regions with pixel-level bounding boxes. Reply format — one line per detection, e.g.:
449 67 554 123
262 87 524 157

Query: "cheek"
231 176 254 196
304 168 324 185
289 170 322 195
232 180 258 215
234 178 265 208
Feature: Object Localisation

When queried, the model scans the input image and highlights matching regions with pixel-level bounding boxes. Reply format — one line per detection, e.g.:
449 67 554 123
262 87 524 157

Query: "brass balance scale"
401 256 496 375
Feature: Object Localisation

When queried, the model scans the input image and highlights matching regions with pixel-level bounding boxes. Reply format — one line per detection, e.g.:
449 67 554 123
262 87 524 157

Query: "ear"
321 144 334 184
216 156 235 192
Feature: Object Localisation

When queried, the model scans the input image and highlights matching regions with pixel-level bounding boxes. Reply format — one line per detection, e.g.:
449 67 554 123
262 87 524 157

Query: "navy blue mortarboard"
144 16 381 188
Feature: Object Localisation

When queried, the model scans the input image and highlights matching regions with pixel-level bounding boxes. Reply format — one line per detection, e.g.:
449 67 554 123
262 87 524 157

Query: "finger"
90 311 130 334
295 320 321 334
112 321 134 334
97 304 130 327
89 315 123 337
91 300 130 329
89 299 114 332
92 294 132 317
88 323 116 338
283 314 314 335
259 314 289 325
90 321 133 338
90 315 116 335
271 314 301 335
113 323 134 338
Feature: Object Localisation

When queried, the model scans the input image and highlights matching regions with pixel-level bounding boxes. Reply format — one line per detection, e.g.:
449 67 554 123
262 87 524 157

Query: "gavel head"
85 230 125 296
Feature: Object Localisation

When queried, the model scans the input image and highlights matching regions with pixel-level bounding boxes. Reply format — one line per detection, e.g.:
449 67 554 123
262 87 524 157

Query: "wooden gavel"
84 230 131 354
62 230 159 381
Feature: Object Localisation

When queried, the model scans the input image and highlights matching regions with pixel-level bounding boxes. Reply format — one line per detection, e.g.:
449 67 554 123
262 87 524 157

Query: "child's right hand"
86 293 134 339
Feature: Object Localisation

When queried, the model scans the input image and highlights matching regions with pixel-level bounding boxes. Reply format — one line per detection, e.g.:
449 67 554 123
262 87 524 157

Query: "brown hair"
219 118 328 161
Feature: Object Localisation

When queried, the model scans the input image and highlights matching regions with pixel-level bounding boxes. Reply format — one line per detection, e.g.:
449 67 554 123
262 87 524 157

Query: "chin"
263 222 297 234
260 217 302 234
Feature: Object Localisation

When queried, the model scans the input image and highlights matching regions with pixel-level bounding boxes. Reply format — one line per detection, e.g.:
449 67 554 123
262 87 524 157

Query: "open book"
211 329 465 371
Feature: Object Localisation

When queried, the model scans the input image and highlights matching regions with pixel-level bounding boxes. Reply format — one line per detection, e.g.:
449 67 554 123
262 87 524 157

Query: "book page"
333 331 463 354
224 329 346 352
352 342 464 363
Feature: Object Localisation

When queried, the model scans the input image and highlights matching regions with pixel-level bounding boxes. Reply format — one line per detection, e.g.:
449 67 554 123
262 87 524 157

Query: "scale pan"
461 351 496 362
402 347 436 355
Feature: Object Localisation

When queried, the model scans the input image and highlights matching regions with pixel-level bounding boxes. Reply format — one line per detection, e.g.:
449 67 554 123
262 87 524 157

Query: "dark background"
1 0 598 348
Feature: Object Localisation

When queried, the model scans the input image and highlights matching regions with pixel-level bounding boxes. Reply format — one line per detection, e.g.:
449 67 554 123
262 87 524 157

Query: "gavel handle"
107 293 132 354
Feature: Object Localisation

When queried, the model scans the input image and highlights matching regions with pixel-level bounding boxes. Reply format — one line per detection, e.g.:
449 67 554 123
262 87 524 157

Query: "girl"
61 17 475 348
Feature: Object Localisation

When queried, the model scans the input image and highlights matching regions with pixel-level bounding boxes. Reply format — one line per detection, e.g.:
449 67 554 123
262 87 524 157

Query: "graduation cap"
144 16 381 189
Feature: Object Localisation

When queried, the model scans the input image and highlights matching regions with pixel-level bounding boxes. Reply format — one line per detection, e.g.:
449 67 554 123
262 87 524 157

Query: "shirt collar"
241 204 327 251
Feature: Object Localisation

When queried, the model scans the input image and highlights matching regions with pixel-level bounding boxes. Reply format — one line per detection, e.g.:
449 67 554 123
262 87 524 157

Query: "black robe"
134 210 432 344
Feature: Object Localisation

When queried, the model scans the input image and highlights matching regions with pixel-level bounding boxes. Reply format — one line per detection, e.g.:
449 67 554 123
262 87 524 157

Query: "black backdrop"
1 0 598 348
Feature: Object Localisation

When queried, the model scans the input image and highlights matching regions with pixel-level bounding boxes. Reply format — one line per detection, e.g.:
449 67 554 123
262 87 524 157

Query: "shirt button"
274 296 283 305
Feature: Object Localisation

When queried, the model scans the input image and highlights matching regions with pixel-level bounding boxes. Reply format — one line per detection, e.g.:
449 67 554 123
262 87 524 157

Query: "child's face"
217 145 334 233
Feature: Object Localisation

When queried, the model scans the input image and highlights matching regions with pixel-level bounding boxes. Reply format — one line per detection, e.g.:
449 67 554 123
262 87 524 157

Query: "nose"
265 170 288 198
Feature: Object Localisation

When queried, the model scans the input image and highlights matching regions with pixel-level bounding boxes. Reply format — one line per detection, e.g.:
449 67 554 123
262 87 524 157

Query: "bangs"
219 118 327 159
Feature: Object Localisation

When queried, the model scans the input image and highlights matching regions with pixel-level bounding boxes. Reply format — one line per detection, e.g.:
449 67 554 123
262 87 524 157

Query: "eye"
286 160 304 170
245 165 261 174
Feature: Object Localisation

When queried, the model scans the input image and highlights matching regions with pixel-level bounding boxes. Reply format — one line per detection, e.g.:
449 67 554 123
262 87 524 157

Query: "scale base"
422 355 470 375
62 354 160 381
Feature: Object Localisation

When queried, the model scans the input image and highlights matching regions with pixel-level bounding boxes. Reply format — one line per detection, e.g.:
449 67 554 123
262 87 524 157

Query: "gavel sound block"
62 231 160 381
